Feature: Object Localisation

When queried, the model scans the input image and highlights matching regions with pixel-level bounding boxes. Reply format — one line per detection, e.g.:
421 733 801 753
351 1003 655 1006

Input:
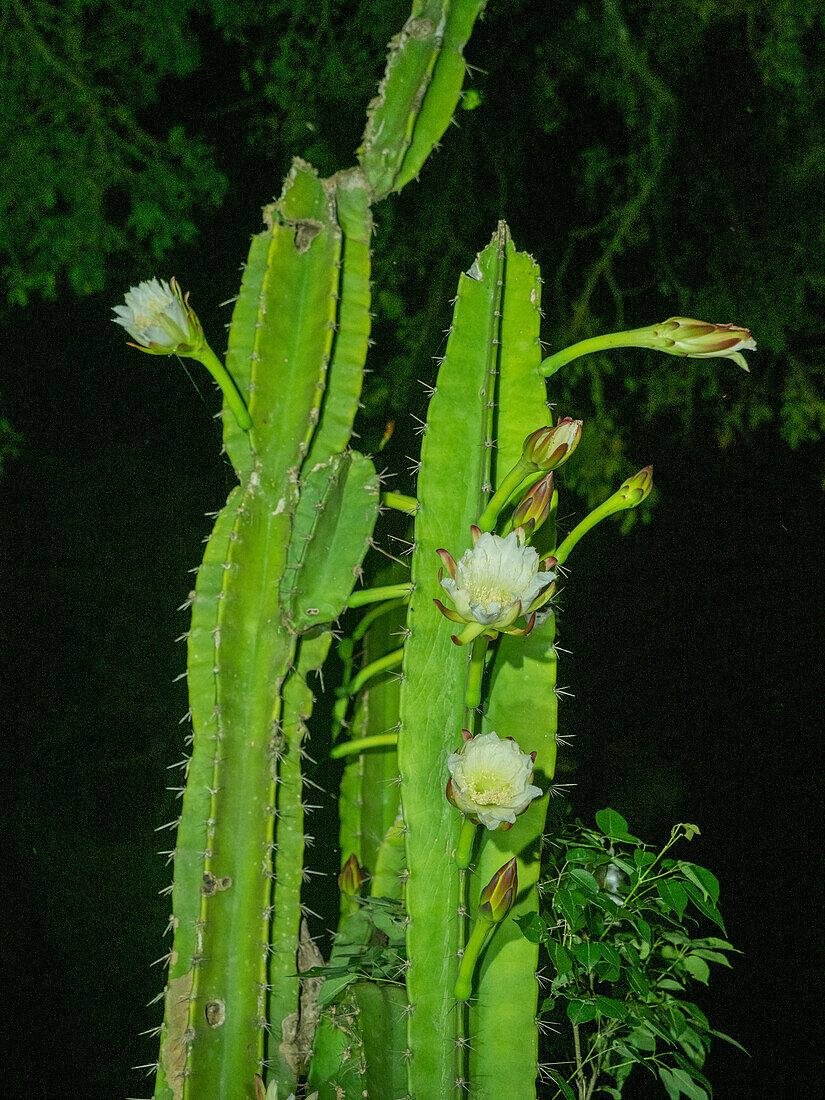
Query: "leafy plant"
517 805 743 1099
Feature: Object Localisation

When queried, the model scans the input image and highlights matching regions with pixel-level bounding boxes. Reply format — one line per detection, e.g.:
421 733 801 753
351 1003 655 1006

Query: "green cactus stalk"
127 4 487 1099
129 4 751 1098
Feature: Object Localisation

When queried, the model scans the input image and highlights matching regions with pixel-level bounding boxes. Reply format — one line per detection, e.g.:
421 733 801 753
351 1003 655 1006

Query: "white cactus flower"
447 730 542 830
112 277 197 351
437 529 555 636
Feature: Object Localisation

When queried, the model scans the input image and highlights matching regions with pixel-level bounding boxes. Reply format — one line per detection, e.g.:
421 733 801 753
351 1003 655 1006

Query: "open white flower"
435 527 556 645
112 277 200 353
446 730 542 830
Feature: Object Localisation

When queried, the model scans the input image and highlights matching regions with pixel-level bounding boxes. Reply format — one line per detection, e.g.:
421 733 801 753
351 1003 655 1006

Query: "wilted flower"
435 528 556 645
446 730 542 830
112 277 202 354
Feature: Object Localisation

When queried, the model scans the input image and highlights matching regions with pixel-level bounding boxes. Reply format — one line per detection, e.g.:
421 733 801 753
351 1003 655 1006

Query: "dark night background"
2 2 824 1098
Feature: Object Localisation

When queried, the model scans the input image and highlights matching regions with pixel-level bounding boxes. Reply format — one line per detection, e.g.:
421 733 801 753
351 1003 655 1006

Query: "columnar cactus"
123 5 753 1098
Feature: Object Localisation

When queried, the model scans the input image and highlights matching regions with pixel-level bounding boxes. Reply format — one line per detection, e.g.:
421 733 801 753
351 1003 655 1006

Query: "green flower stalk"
113 277 253 430
554 466 653 565
541 315 757 376
455 857 519 1001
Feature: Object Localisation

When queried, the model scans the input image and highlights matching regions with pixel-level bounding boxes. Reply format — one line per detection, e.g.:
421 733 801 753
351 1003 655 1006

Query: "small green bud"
338 853 366 896
615 465 653 509
522 418 582 472
478 856 518 923
511 472 555 534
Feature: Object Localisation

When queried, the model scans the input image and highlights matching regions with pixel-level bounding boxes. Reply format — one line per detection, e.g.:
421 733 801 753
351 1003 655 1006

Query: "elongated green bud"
455 857 519 1000
522 417 583 472
478 856 519 922
510 471 555 535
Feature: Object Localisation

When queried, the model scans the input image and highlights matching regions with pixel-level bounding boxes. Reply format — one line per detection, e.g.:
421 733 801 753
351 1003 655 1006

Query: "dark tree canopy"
2 0 823 488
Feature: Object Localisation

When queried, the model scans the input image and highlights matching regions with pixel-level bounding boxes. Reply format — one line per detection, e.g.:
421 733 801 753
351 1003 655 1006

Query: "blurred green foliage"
2 0 823 488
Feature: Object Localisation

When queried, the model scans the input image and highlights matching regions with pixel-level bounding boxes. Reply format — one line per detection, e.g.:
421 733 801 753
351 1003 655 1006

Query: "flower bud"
637 317 755 371
478 857 518 923
615 465 653 509
511 472 555 534
112 277 203 355
522 417 582 471
338 853 366 896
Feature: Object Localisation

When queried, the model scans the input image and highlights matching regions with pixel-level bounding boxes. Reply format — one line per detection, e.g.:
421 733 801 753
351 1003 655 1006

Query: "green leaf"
681 882 727 931
546 1069 576 1099
688 864 721 904
670 1066 709 1099
571 941 602 970
597 941 622 976
690 948 732 967
516 911 546 944
555 888 587 930
708 1028 750 1055
594 995 628 1020
569 867 599 894
658 1066 682 1100
547 939 574 976
657 879 688 918
626 965 651 996
317 973 357 1005
566 1000 598 1025
595 807 633 839
682 953 710 985
625 1025 657 1052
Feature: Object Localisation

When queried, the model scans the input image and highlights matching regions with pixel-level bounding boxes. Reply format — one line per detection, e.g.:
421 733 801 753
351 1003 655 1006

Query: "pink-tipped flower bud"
338 853 366 896
641 317 756 371
478 857 518 923
522 417 583 472
511 472 555 535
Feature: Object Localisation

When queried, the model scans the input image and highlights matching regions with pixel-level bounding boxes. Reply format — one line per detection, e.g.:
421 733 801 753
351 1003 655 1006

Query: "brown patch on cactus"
291 219 323 253
204 999 225 1027
279 919 326 1075
160 970 194 1100
201 871 233 896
